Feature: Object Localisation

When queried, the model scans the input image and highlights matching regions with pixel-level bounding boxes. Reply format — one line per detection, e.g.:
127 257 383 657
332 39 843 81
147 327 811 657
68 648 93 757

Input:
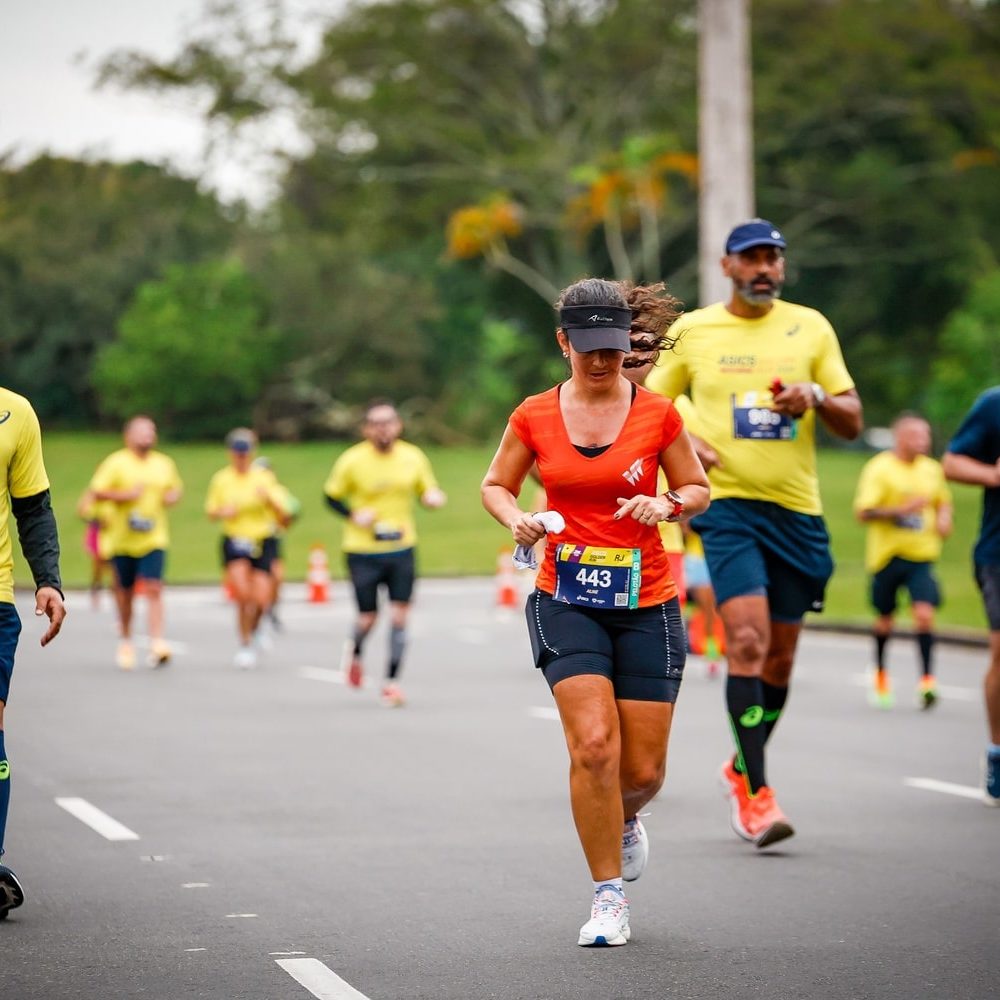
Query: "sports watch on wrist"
810 382 827 407
663 489 685 522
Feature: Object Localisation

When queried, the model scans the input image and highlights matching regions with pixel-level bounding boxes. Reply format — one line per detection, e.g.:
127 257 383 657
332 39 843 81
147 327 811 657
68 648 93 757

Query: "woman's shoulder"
513 385 560 417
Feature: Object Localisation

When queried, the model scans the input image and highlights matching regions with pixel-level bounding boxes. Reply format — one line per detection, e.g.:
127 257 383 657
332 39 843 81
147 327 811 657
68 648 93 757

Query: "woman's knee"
621 760 665 799
568 728 618 776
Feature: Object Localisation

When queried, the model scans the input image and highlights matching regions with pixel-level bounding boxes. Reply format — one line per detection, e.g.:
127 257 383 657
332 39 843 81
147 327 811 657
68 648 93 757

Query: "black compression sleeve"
325 495 352 518
10 489 63 596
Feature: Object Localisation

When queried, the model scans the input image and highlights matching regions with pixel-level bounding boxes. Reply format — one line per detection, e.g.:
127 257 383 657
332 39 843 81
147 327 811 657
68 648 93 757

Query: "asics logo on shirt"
0 411 10 425
621 459 644 486
785 324 800 337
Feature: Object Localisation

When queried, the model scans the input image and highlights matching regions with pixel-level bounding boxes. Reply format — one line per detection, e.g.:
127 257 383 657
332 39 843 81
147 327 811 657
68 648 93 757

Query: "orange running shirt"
509 384 683 607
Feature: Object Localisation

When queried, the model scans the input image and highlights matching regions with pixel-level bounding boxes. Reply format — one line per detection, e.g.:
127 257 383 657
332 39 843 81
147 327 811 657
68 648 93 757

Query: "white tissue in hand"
512 510 565 570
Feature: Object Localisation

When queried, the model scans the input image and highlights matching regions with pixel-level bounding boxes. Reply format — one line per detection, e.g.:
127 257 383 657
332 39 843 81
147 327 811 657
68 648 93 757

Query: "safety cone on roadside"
134 576 147 597
307 543 330 604
223 578 235 602
496 548 519 608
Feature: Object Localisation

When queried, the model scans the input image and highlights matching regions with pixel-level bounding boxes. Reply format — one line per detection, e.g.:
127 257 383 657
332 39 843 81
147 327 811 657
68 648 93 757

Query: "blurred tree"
94 0 1000 436
925 270 1000 438
0 155 235 423
92 258 288 438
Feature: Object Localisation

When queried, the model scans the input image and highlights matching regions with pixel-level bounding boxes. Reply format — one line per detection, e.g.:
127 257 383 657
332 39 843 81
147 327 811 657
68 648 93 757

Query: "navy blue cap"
725 219 786 254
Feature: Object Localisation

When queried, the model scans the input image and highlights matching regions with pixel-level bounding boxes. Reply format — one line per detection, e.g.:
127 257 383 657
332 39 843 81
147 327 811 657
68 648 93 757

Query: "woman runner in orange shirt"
482 278 709 948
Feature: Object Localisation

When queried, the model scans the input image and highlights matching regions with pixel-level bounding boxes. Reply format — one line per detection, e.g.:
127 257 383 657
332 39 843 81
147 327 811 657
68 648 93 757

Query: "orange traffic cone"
307 543 330 604
134 576 147 597
496 549 519 608
223 578 235 602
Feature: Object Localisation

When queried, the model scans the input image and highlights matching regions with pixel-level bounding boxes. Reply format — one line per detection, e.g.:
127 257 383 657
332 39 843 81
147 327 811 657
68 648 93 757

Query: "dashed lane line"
904 776 983 800
528 706 560 722
54 797 140 841
298 666 347 685
276 958 371 1000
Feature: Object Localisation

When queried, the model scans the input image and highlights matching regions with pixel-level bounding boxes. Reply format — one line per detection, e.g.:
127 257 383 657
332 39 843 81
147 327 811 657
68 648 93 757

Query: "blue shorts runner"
871 557 941 615
112 549 166 590
526 589 685 703
221 537 279 574
346 549 416 613
975 564 1000 631
691 497 833 623
0 603 23 705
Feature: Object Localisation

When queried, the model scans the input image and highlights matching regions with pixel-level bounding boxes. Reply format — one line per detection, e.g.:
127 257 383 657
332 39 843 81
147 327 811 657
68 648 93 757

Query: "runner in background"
854 413 952 709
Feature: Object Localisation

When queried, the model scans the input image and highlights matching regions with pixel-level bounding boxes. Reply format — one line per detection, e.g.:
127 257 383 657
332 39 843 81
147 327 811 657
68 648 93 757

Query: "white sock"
593 878 624 895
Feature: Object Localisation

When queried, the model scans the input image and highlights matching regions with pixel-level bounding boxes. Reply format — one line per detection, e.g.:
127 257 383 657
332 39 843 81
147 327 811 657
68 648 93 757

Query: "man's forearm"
11 489 63 595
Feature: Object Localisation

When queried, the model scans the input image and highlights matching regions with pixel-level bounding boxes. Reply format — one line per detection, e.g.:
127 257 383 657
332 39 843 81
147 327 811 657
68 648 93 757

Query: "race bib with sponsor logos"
553 543 641 610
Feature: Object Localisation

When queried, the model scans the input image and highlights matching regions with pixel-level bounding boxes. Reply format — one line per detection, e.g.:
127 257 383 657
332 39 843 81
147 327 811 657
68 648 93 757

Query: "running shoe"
234 646 257 670
380 683 406 708
868 670 894 710
740 787 795 849
719 758 753 841
577 886 630 947
149 640 172 669
116 641 136 671
984 751 1000 807
340 640 363 688
621 817 648 882
0 865 25 920
917 676 938 710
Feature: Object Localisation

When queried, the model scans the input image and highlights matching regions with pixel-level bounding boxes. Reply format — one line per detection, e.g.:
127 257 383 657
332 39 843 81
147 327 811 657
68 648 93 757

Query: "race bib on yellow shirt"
553 544 641 610
730 391 797 441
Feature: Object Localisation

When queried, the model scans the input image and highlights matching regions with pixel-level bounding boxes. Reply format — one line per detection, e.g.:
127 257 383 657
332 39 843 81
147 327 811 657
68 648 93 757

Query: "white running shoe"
621 817 648 882
234 646 257 670
577 887 630 947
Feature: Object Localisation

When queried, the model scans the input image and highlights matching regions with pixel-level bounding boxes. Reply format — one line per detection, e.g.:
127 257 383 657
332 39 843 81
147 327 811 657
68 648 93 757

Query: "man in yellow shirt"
90 416 183 670
325 401 446 706
0 386 66 920
646 219 863 848
854 413 952 710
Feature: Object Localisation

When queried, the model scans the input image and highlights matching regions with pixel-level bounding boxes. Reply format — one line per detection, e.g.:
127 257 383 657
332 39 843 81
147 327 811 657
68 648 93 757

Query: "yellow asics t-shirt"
205 465 284 542
90 449 183 557
853 451 952 572
0 389 51 602
646 300 855 515
324 440 439 554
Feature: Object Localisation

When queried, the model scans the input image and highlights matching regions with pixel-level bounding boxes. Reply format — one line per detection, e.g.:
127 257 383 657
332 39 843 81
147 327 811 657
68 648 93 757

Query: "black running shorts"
525 589 685 703
346 548 416 612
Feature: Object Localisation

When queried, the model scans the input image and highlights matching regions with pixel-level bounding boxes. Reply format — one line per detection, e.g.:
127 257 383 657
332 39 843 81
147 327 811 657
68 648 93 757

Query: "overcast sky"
0 0 326 202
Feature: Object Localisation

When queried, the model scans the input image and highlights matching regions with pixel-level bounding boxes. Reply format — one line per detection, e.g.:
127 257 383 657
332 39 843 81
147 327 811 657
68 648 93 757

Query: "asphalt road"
1 578 997 1000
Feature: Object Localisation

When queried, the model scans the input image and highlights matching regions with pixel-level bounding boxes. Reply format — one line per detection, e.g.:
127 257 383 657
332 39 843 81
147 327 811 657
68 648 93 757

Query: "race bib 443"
553 544 641 610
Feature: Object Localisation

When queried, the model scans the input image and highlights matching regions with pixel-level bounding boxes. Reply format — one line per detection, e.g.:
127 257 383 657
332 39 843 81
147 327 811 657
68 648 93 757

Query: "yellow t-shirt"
205 465 284 542
324 440 439 554
646 300 855 515
0 389 51 602
90 449 182 558
655 470 684 554
853 451 952 572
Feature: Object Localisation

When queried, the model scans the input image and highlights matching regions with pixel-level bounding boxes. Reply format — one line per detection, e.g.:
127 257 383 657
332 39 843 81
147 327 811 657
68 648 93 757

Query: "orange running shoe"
741 787 795 849
719 759 753 841
340 639 363 689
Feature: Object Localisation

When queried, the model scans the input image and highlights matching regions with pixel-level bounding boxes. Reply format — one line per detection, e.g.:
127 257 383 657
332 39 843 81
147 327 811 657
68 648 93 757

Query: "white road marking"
528 706 560 722
270 951 308 956
276 958 371 1000
225 913 258 918
182 882 211 889
55 797 140 841
904 777 983 800
298 666 346 685
184 948 207 953
850 674 979 702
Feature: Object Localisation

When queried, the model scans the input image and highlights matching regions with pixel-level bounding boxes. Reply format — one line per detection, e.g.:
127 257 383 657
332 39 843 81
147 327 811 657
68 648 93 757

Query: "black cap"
558 305 632 353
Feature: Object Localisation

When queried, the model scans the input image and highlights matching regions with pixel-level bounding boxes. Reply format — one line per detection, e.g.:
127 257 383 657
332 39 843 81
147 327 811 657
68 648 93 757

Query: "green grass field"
16 433 990 632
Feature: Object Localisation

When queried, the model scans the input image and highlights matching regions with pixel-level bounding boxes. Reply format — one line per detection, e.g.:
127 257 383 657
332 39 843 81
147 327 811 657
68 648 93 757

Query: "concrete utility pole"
698 0 754 306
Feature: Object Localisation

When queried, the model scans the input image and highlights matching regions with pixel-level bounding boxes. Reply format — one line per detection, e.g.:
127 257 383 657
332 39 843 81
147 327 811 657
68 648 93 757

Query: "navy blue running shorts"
975 564 1000 631
112 549 166 590
691 498 834 623
347 549 416 612
526 589 686 703
871 557 941 615
0 602 22 705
